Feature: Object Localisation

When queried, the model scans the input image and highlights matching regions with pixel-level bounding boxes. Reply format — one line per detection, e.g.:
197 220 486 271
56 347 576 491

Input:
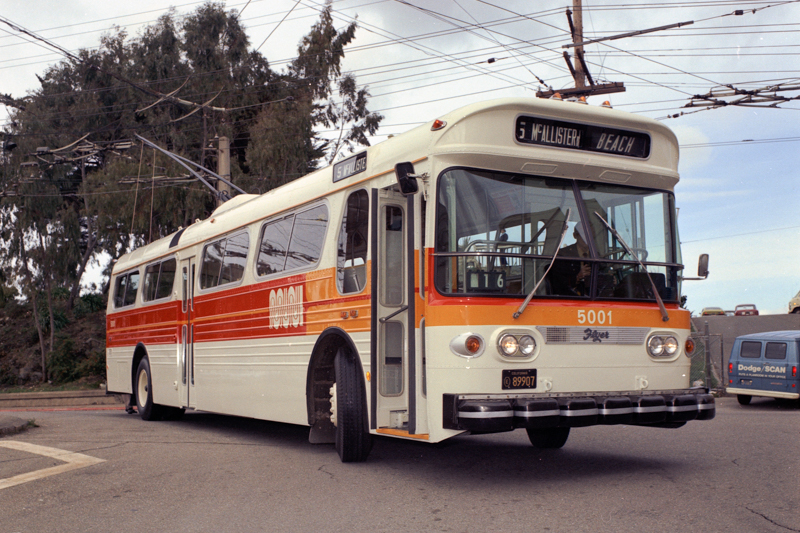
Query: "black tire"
135 357 164 421
527 427 570 449
333 348 372 462
737 394 752 406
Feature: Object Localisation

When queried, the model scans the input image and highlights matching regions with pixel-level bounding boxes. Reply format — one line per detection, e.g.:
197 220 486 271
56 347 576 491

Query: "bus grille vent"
545 327 569 344
537 326 648 345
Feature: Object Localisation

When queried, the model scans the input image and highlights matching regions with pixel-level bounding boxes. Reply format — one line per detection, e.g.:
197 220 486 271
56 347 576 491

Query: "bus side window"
201 232 249 289
143 263 160 301
113 274 128 308
201 240 225 289
338 190 369 294
286 205 328 271
220 232 248 285
156 258 177 299
257 215 293 276
123 272 139 307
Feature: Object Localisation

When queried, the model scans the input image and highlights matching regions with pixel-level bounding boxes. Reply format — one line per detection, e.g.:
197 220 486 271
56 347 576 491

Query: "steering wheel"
603 247 648 261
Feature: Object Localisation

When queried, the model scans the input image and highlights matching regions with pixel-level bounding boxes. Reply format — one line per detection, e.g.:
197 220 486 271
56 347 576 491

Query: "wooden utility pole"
572 0 586 89
537 0 625 99
216 136 231 207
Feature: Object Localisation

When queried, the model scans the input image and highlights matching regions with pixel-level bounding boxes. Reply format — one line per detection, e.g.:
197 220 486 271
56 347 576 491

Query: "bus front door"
179 257 197 409
372 189 417 433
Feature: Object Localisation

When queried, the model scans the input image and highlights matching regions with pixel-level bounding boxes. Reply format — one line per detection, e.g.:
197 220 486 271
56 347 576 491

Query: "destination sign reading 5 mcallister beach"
515 115 651 159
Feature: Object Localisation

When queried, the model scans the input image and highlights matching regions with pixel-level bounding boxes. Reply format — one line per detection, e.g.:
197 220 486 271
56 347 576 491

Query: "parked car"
700 307 725 316
790 289 800 314
734 304 759 316
727 331 800 405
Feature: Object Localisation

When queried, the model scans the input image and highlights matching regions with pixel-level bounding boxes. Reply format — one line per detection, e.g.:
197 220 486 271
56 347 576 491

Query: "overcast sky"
1 0 799 314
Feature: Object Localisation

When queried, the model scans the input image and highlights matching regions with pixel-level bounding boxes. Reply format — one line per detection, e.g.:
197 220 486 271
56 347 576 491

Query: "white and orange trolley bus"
106 97 715 462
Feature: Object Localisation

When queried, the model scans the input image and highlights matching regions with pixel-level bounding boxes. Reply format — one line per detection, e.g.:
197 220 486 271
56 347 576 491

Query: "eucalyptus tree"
1 0 382 319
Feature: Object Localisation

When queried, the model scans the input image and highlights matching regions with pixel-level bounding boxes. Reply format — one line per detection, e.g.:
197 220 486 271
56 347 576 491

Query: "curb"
0 390 125 409
0 416 30 437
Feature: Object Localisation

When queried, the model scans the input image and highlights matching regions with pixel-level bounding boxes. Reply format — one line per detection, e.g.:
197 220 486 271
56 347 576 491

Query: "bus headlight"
663 336 679 355
518 335 536 356
498 334 518 356
647 334 679 357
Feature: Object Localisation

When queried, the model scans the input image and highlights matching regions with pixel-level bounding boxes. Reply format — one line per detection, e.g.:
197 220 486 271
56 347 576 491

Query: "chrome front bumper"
443 390 715 433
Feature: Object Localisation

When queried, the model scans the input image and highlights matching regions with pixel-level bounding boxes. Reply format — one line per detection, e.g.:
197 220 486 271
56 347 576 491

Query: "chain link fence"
690 331 724 391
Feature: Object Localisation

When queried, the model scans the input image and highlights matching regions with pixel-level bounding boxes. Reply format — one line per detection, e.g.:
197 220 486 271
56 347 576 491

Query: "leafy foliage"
0 2 381 378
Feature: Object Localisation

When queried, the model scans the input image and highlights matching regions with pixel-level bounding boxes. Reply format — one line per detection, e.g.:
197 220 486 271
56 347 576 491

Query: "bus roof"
113 97 680 275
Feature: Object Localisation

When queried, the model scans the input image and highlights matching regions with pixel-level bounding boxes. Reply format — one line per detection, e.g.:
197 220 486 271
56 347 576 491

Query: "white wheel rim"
329 383 337 427
137 368 149 407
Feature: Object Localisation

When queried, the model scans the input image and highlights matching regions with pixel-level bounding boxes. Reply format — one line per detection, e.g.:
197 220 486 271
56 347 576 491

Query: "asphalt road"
1 396 798 533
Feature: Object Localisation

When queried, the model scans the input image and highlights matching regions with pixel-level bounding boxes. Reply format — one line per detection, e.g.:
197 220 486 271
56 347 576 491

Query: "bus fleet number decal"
269 285 304 329
577 309 612 325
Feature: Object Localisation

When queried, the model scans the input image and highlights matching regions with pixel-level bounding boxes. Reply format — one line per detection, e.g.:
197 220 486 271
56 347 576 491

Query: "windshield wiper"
513 208 572 320
593 211 669 322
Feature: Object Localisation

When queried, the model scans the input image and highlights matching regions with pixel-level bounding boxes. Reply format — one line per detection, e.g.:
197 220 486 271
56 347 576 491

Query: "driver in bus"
549 222 591 296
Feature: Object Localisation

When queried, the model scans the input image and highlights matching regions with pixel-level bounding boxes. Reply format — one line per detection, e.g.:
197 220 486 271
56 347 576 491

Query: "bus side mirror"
680 253 709 281
394 162 419 195
697 253 709 278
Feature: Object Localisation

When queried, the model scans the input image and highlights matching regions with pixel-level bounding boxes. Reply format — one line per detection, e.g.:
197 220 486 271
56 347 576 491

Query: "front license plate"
502 369 537 390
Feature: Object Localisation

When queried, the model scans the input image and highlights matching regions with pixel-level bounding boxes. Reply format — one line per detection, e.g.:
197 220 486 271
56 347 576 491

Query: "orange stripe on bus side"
425 300 690 329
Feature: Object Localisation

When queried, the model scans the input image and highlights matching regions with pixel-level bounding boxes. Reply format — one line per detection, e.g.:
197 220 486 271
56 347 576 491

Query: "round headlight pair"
647 335 679 357
498 334 535 357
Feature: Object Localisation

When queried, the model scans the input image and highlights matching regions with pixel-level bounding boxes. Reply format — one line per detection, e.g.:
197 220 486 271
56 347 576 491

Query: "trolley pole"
217 136 231 207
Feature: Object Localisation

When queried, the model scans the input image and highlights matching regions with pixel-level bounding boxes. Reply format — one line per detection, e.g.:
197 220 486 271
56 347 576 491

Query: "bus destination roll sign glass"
515 115 651 159
333 151 367 182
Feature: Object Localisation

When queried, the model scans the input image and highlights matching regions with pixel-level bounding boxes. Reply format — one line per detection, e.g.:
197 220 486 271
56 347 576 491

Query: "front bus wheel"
135 357 165 421
332 348 372 462
527 427 570 449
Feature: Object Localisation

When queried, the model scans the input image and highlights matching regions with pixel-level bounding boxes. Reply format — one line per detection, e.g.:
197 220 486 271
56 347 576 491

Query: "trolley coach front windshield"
435 168 679 302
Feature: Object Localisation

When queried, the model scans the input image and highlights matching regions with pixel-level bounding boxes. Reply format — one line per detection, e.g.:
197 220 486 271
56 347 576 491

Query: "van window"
143 258 177 301
765 342 787 360
113 270 140 308
740 341 762 358
200 231 249 289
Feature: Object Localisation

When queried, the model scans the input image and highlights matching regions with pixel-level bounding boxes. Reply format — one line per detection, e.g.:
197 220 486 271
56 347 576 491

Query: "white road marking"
0 441 105 490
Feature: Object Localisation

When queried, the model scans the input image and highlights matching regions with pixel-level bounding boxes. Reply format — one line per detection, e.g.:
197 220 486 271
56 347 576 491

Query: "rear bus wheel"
135 357 164 421
333 348 372 462
527 427 570 449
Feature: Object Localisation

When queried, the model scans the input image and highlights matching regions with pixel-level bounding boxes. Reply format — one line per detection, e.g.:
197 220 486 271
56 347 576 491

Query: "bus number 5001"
578 310 612 325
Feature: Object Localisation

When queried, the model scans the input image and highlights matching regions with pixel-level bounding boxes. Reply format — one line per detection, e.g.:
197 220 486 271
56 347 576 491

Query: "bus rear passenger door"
180 257 197 409
372 189 416 433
